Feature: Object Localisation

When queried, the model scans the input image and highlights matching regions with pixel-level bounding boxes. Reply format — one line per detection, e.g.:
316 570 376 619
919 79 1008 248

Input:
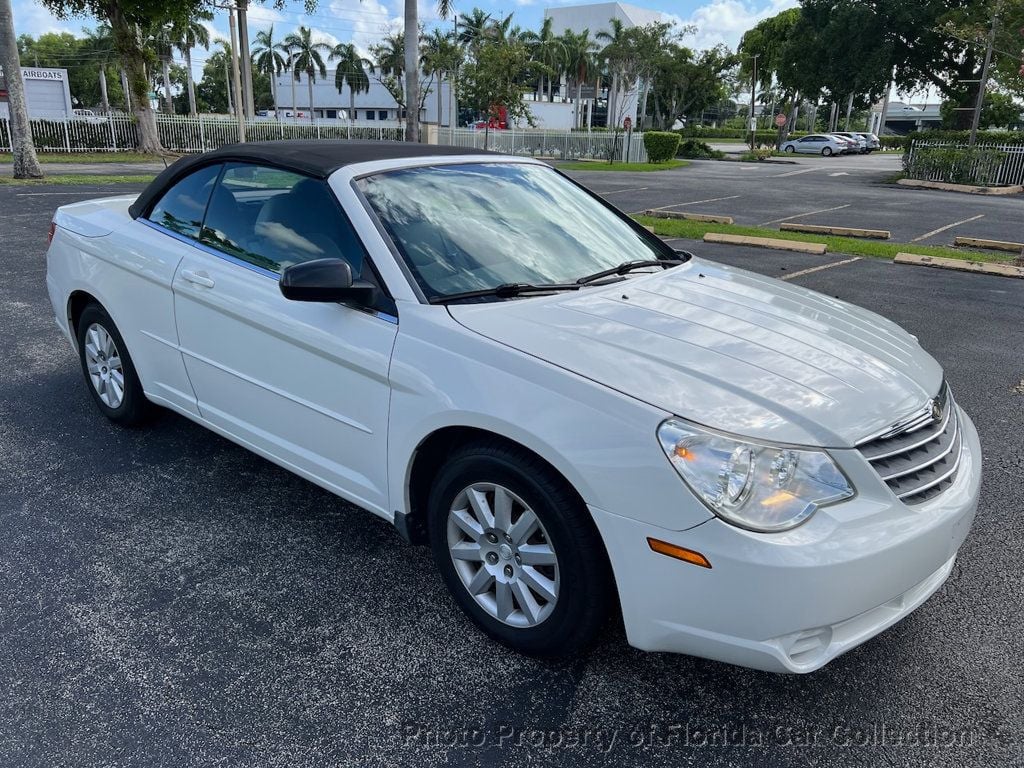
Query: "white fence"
0 114 649 163
905 140 1024 186
0 114 404 154
442 127 649 163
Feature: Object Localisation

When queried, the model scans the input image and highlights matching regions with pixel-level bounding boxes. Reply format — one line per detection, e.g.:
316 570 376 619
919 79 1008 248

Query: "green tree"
941 89 1023 127
559 28 597 128
332 42 370 121
458 36 543 147
253 25 287 119
419 30 461 126
283 25 330 123
170 12 210 116
523 16 562 102
402 0 454 142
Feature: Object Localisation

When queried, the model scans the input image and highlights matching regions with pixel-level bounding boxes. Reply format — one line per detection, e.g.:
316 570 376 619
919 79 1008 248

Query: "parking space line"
639 194 741 214
760 204 850 226
781 257 861 281
910 214 985 243
772 167 820 178
598 186 648 196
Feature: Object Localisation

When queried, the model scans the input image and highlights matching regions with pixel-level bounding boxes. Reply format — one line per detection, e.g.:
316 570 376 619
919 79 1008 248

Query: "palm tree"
283 26 331 123
171 12 211 117
596 18 628 127
404 0 454 142
0 0 42 177
524 17 562 102
457 8 491 50
150 23 176 114
253 25 288 120
420 29 461 127
560 29 597 128
332 42 370 122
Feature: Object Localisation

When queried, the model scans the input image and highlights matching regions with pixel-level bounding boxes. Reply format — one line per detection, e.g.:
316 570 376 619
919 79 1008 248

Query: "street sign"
623 116 632 131
775 113 787 127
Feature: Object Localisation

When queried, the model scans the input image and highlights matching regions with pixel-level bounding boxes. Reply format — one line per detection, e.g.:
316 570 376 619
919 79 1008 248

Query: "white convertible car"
45 141 981 672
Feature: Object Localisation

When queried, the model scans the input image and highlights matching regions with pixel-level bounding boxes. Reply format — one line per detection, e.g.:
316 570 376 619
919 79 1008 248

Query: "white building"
0 67 74 120
543 2 667 128
272 70 453 126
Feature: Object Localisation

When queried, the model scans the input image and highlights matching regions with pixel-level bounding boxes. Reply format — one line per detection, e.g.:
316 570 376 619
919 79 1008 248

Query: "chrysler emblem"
930 399 943 423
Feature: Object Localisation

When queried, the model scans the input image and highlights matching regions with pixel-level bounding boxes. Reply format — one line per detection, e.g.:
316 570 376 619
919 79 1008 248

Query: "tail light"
47 221 56 245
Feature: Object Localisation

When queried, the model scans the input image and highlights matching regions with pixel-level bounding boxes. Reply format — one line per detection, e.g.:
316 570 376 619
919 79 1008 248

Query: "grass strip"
633 215 1016 264
559 160 689 172
0 174 156 186
1 152 165 164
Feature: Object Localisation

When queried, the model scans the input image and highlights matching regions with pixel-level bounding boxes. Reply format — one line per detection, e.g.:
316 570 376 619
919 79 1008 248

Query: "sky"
11 0 801 78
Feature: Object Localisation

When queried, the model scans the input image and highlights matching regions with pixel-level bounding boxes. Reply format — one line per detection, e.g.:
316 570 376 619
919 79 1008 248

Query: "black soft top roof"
129 140 498 219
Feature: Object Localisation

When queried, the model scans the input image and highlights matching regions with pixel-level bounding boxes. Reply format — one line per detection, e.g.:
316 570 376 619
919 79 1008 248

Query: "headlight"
657 419 854 532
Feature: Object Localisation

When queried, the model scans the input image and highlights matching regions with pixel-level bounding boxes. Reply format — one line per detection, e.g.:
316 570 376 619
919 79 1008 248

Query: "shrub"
677 138 724 159
903 145 1008 186
739 148 773 162
644 131 682 163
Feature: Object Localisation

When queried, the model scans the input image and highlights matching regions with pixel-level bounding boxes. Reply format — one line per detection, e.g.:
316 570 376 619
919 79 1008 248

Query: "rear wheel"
76 304 152 425
822 146 833 156
427 440 613 657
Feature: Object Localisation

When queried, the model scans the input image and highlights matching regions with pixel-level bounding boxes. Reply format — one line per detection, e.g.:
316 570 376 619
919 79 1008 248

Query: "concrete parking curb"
703 232 827 254
644 209 734 224
953 236 1024 254
780 223 890 239
897 178 1024 195
895 252 1024 279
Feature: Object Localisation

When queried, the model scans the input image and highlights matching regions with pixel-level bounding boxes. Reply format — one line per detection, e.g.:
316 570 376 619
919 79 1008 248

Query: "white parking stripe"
781 257 861 281
640 194 741 213
597 186 648 196
772 167 820 178
910 214 985 243
760 204 850 226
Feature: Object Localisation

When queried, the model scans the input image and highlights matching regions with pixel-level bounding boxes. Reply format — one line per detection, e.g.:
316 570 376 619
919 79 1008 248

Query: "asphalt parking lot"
564 154 1024 246
1 180 1022 768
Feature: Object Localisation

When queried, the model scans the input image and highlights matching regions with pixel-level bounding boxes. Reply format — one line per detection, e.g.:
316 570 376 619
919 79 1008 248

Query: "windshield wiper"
575 258 686 285
428 282 583 305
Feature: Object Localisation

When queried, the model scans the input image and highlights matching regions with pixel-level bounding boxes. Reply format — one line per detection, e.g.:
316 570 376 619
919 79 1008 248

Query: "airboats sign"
0 67 73 120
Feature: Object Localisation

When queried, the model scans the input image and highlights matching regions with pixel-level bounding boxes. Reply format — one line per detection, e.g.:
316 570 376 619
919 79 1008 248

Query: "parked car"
855 132 882 152
72 108 105 124
780 134 849 156
45 141 981 673
832 132 869 153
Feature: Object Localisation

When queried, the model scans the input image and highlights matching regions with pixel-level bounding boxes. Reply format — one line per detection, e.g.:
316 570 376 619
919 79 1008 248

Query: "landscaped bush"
643 131 682 162
903 145 1008 186
677 138 724 159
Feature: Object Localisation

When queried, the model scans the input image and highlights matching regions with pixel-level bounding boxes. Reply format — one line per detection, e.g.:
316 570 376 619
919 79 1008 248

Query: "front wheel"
822 146 833 156
784 145 795 153
428 440 613 657
76 304 152 425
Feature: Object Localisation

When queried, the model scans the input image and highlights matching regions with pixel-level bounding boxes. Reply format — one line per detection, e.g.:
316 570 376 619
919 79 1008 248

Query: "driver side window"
199 162 367 277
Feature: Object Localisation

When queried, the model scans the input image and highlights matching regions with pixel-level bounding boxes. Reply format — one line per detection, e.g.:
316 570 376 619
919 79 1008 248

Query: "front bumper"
592 408 982 673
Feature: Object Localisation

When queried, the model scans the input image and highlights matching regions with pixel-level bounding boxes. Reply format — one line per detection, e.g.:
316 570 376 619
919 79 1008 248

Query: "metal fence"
905 140 1024 186
0 114 405 154
0 114 649 163
442 127 649 163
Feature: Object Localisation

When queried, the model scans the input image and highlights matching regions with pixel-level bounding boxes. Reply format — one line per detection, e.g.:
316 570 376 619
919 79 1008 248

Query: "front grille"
856 383 962 504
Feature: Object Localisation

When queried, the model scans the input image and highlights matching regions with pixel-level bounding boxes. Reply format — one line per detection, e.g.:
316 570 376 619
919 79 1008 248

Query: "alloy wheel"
83 323 125 409
446 482 560 628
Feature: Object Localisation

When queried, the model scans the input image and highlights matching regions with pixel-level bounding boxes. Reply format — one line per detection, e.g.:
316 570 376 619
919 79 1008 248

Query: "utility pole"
749 54 758 150
236 0 254 118
969 0 1001 147
224 56 232 115
228 7 246 141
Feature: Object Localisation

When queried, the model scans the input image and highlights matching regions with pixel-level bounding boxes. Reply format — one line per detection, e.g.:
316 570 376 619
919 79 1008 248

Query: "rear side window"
199 162 367 276
147 164 221 238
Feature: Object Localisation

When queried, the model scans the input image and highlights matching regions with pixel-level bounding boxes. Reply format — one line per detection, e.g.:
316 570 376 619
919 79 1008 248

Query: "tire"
822 146 833 156
784 145 795 153
427 439 613 657
76 304 152 425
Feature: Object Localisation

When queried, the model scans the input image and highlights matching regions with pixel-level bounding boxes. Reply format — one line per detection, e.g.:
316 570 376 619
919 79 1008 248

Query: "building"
0 67 74 120
272 71 452 125
543 2 667 128
869 102 942 135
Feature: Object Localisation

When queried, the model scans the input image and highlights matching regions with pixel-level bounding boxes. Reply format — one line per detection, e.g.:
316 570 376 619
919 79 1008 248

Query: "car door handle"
181 269 215 288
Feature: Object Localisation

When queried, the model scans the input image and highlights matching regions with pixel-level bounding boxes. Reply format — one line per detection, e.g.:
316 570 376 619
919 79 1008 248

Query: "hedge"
644 131 682 163
677 138 724 159
903 145 1009 186
882 130 1024 152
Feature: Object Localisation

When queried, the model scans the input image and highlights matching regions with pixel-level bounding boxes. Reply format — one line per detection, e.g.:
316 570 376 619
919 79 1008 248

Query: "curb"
894 253 1024 279
953 236 1024 254
644 209 734 224
780 223 890 239
897 178 1023 195
703 232 827 254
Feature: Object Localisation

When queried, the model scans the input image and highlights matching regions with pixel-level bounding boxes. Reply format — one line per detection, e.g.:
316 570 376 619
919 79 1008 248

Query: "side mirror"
279 258 377 305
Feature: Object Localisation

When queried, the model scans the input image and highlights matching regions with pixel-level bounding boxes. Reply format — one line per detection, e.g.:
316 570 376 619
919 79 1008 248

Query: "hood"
448 257 943 447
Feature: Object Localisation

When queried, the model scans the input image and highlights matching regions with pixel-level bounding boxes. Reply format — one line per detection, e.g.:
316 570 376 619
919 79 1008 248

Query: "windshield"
356 162 672 301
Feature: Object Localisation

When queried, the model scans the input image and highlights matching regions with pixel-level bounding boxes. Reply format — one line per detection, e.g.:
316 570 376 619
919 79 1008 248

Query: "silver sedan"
780 134 848 156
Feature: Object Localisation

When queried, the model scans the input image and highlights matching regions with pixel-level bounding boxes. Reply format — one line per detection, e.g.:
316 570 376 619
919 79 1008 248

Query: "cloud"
683 0 798 51
11 0 79 37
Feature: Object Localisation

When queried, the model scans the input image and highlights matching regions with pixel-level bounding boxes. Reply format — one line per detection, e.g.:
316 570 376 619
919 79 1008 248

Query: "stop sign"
774 113 787 127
